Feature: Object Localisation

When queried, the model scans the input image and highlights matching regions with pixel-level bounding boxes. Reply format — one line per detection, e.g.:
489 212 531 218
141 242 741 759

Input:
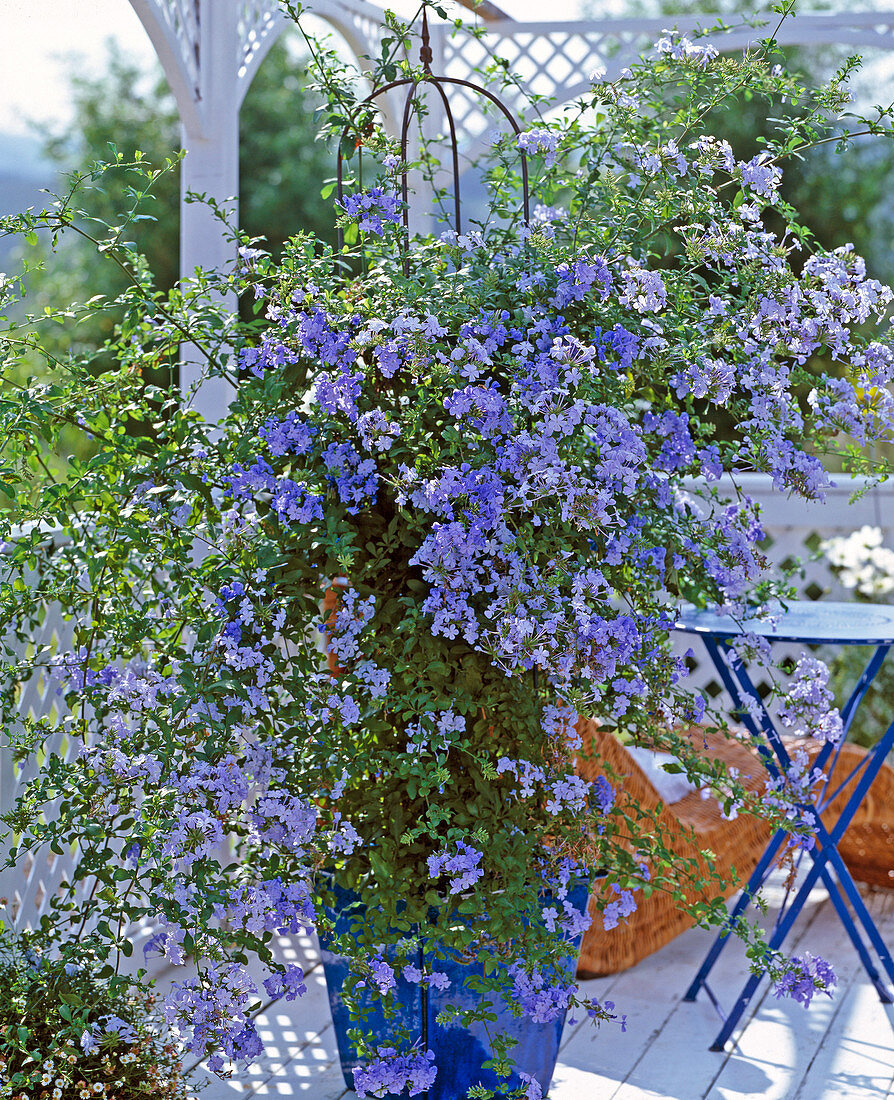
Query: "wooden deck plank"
559 870 823 1100
604 918 822 1098
705 888 894 1100
793 891 894 1100
183 932 343 1095
793 979 894 1099
555 925 724 1098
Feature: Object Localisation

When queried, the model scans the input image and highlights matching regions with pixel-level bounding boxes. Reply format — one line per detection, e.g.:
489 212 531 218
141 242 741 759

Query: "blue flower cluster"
772 952 837 1009
427 840 484 894
777 653 844 743
352 1046 437 1098
339 186 402 236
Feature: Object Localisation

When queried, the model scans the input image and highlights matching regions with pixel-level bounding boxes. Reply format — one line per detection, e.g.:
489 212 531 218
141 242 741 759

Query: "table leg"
683 826 788 1002
686 637 894 1049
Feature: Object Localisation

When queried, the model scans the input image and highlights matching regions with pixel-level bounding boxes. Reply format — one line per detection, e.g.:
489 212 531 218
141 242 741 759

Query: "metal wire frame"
336 7 531 274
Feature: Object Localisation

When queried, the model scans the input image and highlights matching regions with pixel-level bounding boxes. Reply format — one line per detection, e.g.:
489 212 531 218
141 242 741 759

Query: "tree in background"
20 34 336 353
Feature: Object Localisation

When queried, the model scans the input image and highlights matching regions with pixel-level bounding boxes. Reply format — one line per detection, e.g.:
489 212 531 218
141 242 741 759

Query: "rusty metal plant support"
336 6 531 273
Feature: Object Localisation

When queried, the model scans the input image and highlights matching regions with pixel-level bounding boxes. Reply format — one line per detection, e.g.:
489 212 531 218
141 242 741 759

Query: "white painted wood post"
177 3 241 424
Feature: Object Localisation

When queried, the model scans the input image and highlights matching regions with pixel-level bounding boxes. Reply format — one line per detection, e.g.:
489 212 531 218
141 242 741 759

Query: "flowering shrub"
0 932 193 1100
2 7 894 1095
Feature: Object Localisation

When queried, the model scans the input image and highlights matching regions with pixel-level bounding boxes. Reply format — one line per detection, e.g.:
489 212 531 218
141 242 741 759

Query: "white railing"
2 474 891 936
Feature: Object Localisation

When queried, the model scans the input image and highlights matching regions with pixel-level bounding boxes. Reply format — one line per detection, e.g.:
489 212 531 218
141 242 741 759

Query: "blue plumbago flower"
655 30 719 68
584 996 628 1031
260 410 316 456
339 186 401 236
323 441 378 513
367 957 397 995
509 962 576 1023
737 153 782 202
517 127 562 167
777 654 844 743
772 952 837 1008
602 884 638 931
518 1071 544 1099
261 964 307 1000
357 408 400 452
352 1046 437 1098
427 840 484 894
164 962 263 1066
542 899 592 937
216 878 314 935
401 964 451 990
761 746 826 851
618 262 667 313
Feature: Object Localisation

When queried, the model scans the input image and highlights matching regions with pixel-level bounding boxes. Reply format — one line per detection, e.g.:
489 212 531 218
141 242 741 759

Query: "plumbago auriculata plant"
1 4 894 1096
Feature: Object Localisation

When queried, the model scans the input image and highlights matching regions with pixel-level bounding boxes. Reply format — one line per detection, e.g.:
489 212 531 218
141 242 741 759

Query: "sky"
0 1 155 136
0 0 591 138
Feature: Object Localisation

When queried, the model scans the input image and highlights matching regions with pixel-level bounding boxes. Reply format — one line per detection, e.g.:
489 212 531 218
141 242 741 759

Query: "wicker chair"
575 722 894 976
813 740 894 889
574 719 773 978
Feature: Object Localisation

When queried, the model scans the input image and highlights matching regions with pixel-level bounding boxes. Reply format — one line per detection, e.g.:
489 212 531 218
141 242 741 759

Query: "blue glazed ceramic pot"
319 879 590 1099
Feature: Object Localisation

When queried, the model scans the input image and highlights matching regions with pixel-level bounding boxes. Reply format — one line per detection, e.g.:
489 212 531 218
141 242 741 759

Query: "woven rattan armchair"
574 719 772 978
574 721 894 977
812 740 894 889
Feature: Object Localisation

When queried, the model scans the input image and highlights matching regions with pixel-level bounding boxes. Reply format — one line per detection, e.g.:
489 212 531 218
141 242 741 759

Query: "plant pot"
319 879 590 1099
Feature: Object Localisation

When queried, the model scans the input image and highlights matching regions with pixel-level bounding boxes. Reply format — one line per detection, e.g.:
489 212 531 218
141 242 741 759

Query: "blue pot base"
319 881 590 1099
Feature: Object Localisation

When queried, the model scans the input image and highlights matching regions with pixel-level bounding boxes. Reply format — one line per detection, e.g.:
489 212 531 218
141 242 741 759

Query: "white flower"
822 526 894 597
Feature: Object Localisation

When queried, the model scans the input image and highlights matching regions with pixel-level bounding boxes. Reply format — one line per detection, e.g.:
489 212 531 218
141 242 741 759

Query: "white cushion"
625 746 700 805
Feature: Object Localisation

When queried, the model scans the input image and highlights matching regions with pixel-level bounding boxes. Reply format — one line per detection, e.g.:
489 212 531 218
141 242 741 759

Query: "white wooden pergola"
126 0 894 419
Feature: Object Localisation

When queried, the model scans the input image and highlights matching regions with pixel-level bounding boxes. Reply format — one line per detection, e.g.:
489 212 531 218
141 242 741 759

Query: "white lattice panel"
438 21 652 152
237 0 283 81
153 0 200 93
433 11 894 164
0 597 76 931
0 580 166 974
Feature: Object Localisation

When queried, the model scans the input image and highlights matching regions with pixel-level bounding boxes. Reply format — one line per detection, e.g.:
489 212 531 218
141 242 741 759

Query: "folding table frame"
675 600 894 1050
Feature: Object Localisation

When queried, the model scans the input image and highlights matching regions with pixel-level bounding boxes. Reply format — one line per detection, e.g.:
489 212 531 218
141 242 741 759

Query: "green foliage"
698 70 894 283
17 36 334 354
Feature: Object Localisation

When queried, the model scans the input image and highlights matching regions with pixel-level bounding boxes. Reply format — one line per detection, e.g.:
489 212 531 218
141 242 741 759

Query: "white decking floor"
181 873 894 1100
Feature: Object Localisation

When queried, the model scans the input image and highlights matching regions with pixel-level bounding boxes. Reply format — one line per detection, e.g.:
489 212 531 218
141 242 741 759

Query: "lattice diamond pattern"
154 0 200 93
0 591 172 977
0 598 77 932
439 25 653 153
237 0 283 80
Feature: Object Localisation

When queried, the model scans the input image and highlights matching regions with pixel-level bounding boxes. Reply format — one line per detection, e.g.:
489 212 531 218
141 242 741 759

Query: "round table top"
675 600 894 645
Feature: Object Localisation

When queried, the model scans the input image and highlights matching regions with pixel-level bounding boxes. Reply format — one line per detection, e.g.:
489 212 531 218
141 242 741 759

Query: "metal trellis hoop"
335 8 531 274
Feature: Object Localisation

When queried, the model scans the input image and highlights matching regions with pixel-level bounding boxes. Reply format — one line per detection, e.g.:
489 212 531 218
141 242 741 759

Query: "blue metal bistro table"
675 600 894 1050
